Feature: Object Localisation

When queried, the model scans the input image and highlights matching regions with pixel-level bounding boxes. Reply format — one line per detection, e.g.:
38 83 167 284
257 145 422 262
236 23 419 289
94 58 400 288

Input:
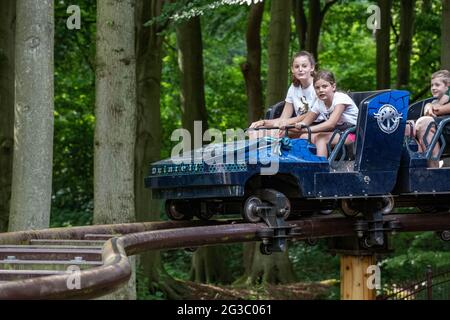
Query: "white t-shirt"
310 91 358 125
285 83 318 116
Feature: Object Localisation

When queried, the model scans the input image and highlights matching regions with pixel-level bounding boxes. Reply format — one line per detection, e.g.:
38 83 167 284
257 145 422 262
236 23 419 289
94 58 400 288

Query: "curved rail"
1 213 450 299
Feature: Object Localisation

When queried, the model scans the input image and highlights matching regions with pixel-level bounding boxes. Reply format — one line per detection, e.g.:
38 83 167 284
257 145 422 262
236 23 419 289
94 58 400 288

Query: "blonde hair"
431 70 450 85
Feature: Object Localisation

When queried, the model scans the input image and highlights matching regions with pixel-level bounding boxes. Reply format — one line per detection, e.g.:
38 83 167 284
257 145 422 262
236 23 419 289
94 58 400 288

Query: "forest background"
1 0 450 300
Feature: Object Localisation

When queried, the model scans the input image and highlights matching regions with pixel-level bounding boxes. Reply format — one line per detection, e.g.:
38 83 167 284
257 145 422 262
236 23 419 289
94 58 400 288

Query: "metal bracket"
253 189 293 254
255 206 291 254
354 216 402 248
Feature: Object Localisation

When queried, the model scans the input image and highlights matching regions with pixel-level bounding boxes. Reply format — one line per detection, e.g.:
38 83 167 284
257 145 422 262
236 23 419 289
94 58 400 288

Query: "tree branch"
321 0 338 17
391 18 399 45
412 85 431 103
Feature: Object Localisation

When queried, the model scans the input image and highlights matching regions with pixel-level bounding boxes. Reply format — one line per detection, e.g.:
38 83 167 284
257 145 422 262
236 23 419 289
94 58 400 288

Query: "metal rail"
0 213 449 299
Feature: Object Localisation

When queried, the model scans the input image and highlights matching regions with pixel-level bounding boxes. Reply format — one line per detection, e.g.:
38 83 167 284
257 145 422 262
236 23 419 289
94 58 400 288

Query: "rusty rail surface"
0 213 449 299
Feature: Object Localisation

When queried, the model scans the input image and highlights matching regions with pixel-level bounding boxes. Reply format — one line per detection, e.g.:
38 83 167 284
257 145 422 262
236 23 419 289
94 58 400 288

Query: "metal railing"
1 213 450 299
379 265 450 300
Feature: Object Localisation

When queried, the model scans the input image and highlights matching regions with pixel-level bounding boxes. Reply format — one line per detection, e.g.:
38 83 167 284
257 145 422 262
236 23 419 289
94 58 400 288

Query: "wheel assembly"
243 196 263 222
341 199 360 217
195 202 217 221
244 189 292 254
259 242 272 255
165 200 193 220
277 197 291 220
361 237 373 248
379 195 395 215
319 209 333 215
306 238 318 246
341 195 395 217
439 230 450 241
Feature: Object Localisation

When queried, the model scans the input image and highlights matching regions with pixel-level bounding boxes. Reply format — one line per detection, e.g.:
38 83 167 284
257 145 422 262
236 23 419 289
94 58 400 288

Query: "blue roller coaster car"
145 90 450 251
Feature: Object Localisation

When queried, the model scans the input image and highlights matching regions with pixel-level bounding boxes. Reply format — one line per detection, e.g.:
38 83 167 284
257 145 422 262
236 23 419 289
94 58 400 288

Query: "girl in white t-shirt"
249 51 319 133
292 70 359 158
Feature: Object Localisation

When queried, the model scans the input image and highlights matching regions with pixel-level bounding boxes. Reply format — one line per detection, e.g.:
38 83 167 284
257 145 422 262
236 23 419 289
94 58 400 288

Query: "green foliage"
289 240 340 282
136 266 165 300
381 232 450 283
51 0 96 226
392 0 442 99
159 7 250 158
160 35 183 159
320 0 377 91
145 0 262 27
318 0 442 98
50 208 92 228
162 244 244 282
162 249 192 280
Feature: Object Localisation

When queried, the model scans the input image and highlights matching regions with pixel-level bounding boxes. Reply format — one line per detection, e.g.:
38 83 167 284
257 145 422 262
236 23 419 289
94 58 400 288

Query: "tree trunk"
95 0 137 299
177 17 231 283
176 16 208 140
236 243 297 285
9 0 54 232
442 0 450 70
305 0 337 61
135 0 188 300
0 0 15 232
189 245 232 284
396 0 415 89
293 0 307 50
135 0 163 224
241 1 264 125
266 0 292 106
242 0 297 286
306 0 321 59
376 0 392 89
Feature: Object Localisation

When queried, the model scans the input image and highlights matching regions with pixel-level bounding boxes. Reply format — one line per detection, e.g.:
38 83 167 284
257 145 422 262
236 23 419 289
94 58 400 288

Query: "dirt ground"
183 281 333 300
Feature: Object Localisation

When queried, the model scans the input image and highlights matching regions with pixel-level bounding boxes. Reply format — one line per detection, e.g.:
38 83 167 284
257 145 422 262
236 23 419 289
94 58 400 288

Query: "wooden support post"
340 254 376 300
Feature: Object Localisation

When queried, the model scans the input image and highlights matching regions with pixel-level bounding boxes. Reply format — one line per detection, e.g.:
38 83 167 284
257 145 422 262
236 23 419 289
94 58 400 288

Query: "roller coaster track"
0 212 449 299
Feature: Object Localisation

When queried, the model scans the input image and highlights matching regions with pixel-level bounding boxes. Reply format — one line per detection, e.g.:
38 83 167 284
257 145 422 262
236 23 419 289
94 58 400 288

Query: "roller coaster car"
145 90 450 253
394 95 450 211
149 91 409 218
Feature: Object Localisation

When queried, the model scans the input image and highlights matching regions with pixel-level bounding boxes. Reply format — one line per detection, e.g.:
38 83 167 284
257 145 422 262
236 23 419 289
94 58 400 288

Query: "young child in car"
249 51 322 138
413 70 450 167
291 70 358 158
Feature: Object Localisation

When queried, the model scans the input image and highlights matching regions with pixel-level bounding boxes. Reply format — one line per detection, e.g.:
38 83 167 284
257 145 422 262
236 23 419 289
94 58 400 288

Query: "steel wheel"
380 195 395 215
243 196 263 222
165 201 193 220
259 243 272 255
341 199 360 217
277 197 291 220
439 230 450 241
196 209 214 221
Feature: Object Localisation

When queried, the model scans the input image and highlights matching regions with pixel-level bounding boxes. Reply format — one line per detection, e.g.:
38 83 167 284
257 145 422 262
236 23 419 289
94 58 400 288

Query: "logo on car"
374 104 403 134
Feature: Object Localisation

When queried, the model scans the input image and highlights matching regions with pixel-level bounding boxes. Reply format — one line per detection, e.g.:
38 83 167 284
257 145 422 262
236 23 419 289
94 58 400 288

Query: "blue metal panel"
153 185 245 200
312 91 410 197
354 90 409 172
314 171 398 197
145 137 328 199
400 167 450 193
